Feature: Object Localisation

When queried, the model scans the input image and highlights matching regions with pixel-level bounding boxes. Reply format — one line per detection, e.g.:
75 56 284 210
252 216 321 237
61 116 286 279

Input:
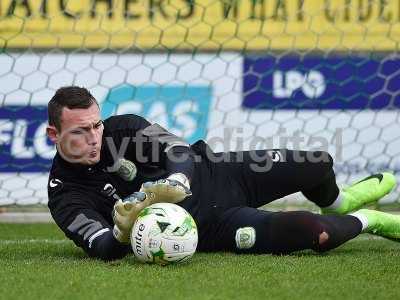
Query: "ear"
46 125 59 144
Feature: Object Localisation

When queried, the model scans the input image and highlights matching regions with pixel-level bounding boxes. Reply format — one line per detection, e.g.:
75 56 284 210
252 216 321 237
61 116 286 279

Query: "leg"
213 150 396 214
214 149 339 208
203 207 362 254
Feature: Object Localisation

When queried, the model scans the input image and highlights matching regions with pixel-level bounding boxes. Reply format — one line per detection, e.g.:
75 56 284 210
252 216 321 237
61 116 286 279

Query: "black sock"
266 211 362 254
315 214 362 252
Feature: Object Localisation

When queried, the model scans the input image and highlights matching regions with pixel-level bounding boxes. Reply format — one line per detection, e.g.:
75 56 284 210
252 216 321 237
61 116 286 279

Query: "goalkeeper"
47 86 400 260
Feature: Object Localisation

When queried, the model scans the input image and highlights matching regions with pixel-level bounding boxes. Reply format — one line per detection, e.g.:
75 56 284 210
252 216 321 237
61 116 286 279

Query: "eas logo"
101 84 212 144
273 70 326 99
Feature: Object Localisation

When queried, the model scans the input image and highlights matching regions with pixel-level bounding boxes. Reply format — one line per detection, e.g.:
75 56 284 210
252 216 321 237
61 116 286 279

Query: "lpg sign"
273 70 326 99
242 55 400 110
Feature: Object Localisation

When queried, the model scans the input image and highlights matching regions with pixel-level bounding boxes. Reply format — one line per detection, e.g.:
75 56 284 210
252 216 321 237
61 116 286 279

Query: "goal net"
0 0 399 207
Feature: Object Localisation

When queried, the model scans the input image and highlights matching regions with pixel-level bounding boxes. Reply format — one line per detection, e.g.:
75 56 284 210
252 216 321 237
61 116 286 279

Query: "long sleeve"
49 190 131 261
104 115 195 182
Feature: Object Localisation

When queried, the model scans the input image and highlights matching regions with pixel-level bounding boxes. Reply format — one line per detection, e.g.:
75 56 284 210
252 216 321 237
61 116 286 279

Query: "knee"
324 151 334 169
313 151 334 169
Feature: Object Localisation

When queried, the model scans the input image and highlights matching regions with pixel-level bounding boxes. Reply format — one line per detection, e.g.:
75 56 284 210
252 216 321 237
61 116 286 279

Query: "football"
131 203 198 265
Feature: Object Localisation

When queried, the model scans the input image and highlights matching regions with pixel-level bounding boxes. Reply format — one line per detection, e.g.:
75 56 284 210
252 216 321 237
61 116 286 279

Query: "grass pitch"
1 223 400 300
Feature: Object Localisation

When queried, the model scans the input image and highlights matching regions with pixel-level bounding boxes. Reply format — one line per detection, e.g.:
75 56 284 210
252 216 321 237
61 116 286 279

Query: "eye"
94 121 103 129
71 130 83 135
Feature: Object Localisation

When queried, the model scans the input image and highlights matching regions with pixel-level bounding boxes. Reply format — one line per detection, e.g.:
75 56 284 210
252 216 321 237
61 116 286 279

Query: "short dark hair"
48 86 99 130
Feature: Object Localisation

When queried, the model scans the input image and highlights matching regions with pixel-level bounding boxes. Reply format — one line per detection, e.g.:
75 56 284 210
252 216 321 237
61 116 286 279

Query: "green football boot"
321 172 396 215
352 209 400 241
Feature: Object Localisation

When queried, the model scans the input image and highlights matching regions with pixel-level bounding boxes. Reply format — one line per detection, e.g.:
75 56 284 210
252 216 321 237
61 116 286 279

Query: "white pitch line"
0 239 69 245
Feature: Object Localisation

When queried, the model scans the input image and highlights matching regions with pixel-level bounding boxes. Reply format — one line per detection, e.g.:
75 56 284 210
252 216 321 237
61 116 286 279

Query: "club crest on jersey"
114 158 137 181
235 227 256 250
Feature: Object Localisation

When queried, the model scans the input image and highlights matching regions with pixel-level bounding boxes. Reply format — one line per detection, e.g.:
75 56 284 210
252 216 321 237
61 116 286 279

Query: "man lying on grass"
46 86 400 261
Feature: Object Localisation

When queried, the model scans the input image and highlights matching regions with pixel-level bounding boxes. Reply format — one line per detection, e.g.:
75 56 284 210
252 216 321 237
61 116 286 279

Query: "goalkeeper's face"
49 103 104 165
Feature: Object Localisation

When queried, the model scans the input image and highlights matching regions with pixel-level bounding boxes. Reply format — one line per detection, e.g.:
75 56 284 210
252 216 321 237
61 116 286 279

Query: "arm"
105 115 194 181
49 191 131 261
106 115 194 202
139 123 194 202
140 123 194 181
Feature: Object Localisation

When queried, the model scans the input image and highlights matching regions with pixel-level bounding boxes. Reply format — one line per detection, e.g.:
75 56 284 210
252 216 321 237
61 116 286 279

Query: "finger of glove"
122 192 147 210
157 180 192 199
112 208 125 228
113 205 141 230
142 181 156 189
112 207 118 223
166 179 192 195
114 200 129 216
142 180 191 195
141 181 189 203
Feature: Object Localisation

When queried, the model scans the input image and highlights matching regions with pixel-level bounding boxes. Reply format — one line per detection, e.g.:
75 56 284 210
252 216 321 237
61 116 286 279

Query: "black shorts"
182 149 339 253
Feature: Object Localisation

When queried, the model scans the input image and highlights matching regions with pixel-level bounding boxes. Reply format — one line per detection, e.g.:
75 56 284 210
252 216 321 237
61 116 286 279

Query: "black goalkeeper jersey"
48 114 211 260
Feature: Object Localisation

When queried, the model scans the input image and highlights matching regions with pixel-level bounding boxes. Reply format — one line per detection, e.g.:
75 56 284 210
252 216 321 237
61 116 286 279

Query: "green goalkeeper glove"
112 174 192 243
112 191 148 243
139 173 192 204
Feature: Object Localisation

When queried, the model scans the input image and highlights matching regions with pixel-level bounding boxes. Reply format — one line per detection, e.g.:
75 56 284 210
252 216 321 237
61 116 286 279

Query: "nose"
86 129 98 146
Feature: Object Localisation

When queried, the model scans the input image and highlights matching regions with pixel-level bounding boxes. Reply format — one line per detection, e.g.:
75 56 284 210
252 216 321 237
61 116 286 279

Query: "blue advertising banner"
243 55 400 109
0 106 54 172
101 84 212 144
0 85 211 173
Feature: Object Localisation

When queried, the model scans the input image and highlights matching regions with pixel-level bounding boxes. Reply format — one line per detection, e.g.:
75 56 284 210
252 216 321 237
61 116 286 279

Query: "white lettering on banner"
0 121 13 145
12 120 35 159
115 100 199 140
34 123 56 159
169 101 198 139
148 102 169 129
0 119 55 159
273 70 326 99
115 101 143 115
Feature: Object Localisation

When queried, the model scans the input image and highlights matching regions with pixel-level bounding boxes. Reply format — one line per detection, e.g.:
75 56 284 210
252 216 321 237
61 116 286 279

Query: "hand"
139 173 192 204
112 192 147 243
